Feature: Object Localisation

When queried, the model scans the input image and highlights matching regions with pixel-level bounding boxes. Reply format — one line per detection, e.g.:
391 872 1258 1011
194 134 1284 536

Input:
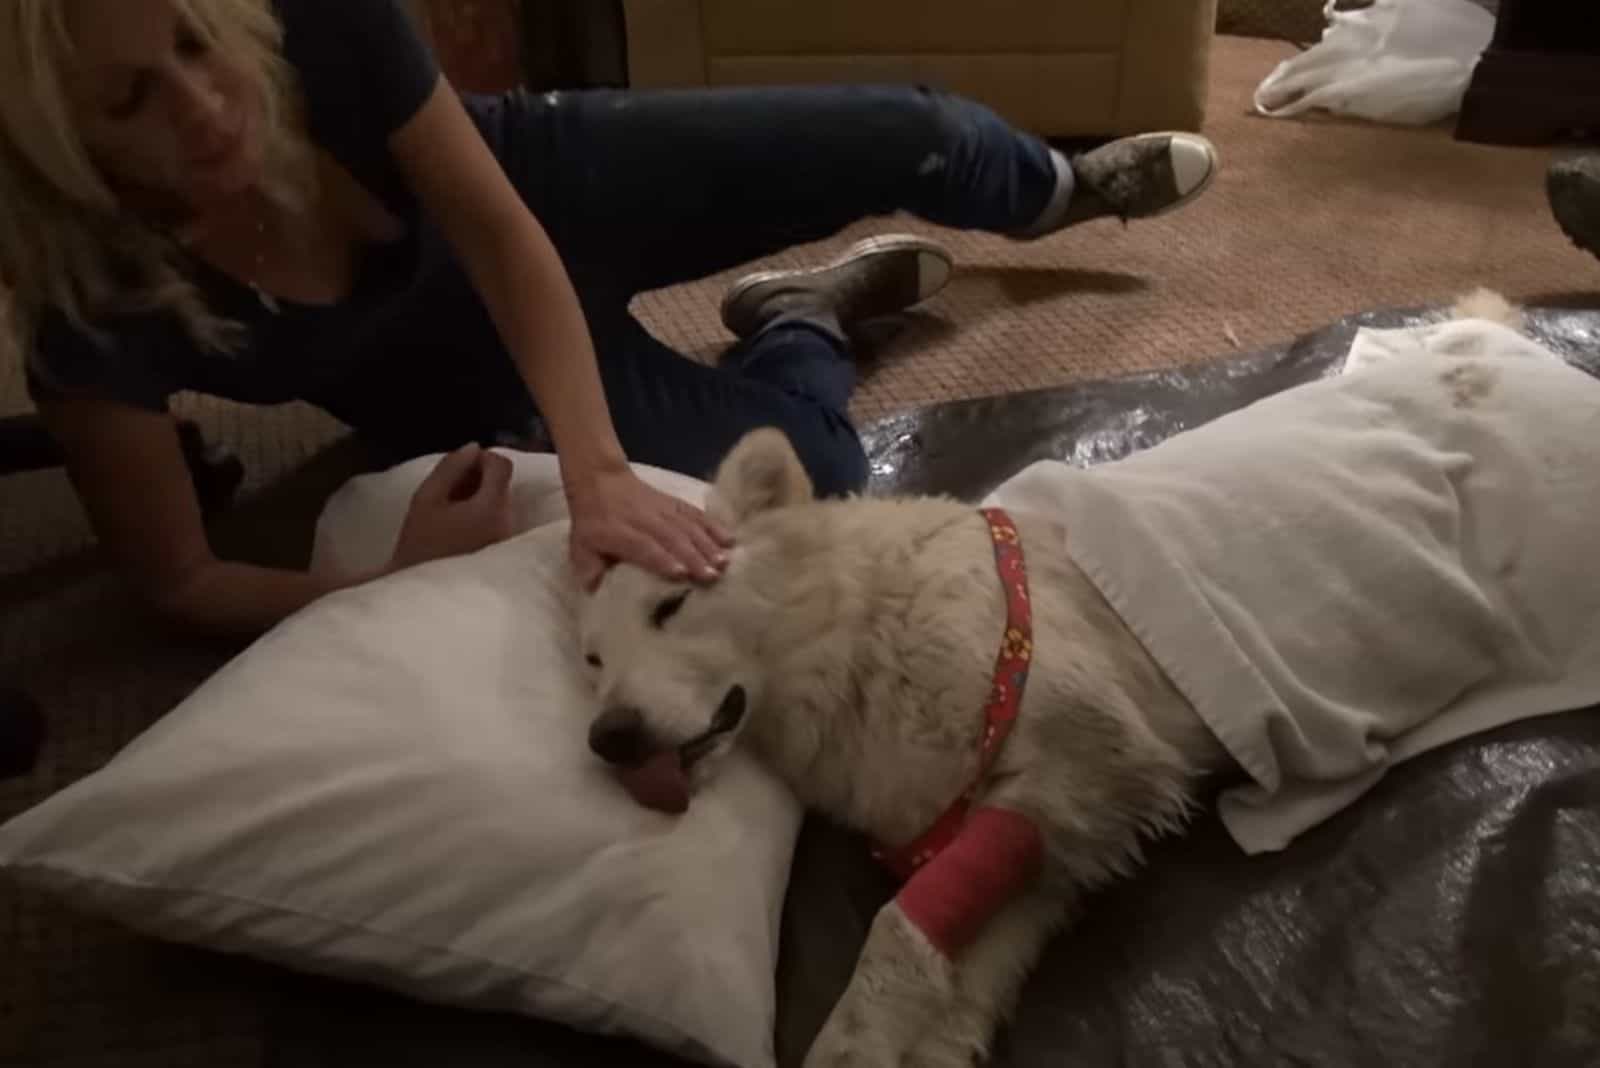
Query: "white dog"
580 293 1600 1067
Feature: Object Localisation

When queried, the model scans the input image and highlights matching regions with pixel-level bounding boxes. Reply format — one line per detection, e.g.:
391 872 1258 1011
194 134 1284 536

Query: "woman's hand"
390 444 517 571
566 466 733 591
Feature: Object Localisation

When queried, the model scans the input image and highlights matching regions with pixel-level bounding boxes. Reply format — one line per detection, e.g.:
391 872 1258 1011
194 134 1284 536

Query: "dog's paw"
904 998 994 1068
801 1018 897 1068
802 1043 895 1068
803 901 964 1068
802 993 903 1068
907 1039 988 1068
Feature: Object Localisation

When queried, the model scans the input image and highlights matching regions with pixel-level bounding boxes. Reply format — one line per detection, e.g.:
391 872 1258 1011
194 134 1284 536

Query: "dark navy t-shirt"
29 0 532 457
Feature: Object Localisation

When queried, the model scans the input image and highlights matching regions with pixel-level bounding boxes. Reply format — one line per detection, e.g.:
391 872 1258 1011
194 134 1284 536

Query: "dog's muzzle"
679 685 747 769
588 686 746 768
591 686 748 815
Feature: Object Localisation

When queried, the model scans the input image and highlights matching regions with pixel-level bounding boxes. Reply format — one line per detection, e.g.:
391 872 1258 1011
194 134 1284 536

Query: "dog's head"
579 429 814 813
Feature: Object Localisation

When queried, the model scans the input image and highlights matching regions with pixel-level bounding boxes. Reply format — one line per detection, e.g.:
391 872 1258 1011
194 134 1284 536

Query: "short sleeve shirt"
27 0 455 425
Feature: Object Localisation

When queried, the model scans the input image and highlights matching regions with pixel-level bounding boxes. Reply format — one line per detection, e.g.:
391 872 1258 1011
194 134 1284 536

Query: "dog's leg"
803 899 957 1068
903 890 1067 1068
803 808 1044 1068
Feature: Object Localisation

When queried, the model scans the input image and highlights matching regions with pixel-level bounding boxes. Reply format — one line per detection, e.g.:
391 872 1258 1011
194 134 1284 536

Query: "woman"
0 0 1216 636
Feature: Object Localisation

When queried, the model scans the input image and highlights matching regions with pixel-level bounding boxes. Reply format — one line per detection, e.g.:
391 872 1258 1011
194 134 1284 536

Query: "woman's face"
63 0 266 212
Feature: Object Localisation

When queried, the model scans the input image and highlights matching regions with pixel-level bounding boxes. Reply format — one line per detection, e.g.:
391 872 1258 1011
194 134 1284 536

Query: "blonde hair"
0 0 314 384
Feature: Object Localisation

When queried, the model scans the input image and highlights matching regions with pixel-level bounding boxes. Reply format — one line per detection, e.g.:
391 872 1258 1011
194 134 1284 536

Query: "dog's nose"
589 705 651 766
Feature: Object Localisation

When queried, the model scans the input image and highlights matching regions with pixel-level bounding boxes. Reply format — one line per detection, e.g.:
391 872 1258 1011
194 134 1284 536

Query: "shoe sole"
720 234 955 338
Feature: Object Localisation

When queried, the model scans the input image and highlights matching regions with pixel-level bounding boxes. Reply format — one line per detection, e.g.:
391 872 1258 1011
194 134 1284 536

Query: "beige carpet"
2 34 1598 1067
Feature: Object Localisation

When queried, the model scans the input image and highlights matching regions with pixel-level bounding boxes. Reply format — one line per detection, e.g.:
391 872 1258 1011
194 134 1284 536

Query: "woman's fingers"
477 450 515 503
643 499 729 581
416 443 483 505
610 521 692 582
675 501 730 574
569 536 610 593
476 451 517 539
566 472 739 590
700 509 736 549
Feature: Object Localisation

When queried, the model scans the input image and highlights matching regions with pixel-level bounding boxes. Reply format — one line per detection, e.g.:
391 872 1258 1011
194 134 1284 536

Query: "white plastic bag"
1253 0 1496 125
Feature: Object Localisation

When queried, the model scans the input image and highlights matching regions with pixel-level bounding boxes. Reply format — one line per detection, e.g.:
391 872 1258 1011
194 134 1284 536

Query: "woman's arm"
42 395 513 636
42 396 368 633
386 79 731 590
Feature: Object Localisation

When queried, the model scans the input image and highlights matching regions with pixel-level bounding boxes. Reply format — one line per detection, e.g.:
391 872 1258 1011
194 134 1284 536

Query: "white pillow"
0 450 801 1068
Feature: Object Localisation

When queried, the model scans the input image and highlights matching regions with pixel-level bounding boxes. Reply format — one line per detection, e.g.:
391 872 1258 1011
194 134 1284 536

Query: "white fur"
1450 286 1520 329
581 432 1220 1067
579 291 1531 1066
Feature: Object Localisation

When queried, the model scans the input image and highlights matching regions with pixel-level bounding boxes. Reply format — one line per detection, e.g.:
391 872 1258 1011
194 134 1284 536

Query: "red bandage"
894 806 1043 959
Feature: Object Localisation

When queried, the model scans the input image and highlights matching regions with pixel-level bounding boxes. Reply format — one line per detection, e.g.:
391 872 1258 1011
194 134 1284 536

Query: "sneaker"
1012 131 1218 238
1548 149 1600 262
720 234 954 341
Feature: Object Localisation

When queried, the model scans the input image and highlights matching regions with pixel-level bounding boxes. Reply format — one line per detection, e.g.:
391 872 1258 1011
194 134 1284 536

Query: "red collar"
872 507 1034 881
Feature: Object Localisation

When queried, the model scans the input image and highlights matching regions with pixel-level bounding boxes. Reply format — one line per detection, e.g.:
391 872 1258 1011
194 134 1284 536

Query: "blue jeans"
467 84 1059 496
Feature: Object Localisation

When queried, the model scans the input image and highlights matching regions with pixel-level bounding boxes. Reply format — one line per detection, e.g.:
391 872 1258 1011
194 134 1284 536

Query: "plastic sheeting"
860 304 1600 501
269 305 1600 1068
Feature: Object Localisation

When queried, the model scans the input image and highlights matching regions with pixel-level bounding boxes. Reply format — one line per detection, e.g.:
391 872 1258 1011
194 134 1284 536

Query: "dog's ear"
707 428 814 525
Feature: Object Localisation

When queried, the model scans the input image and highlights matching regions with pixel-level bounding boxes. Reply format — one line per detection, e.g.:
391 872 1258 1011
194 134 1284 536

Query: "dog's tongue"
616 750 690 814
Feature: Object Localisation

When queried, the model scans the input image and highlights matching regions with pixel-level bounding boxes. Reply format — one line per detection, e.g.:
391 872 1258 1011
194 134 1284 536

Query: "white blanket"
987 320 1600 853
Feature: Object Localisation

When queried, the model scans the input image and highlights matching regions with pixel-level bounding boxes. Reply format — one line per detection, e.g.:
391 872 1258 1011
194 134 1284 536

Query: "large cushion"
0 451 802 1068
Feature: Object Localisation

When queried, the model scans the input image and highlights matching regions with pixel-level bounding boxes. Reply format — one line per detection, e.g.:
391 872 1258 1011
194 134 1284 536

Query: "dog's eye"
651 592 689 628
585 653 602 669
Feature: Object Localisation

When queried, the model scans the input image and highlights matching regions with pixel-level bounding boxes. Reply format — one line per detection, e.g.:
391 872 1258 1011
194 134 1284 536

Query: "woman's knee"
847 86 1045 231
773 415 868 500
881 87 990 155
903 86 1022 156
